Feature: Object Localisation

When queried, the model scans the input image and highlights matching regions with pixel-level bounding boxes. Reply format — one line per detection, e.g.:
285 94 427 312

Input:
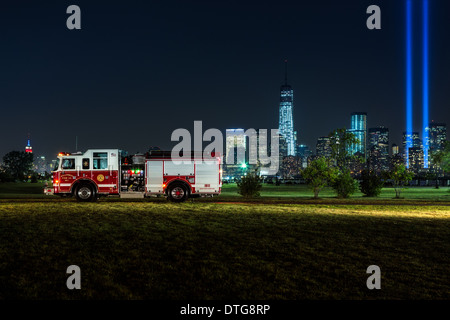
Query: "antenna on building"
25 132 33 153
284 59 288 85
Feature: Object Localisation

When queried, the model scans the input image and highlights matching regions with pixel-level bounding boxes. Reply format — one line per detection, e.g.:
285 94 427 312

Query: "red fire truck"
44 149 222 202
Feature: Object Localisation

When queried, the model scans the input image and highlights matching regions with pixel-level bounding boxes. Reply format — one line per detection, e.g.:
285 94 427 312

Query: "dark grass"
0 201 449 299
0 182 50 197
1 182 450 204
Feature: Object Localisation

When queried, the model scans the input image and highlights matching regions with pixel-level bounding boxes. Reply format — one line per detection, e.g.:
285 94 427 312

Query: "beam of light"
422 0 429 168
406 0 413 168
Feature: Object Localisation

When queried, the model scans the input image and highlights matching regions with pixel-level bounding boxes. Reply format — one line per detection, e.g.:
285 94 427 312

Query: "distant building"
248 129 280 176
368 126 389 171
297 144 312 169
278 61 296 156
426 122 447 153
50 159 57 172
280 155 302 179
297 144 312 158
369 126 389 154
269 131 286 176
316 136 332 158
390 153 404 169
25 137 32 154
223 129 285 178
408 147 424 173
222 129 246 179
402 131 421 150
402 131 421 167
348 112 367 159
392 143 399 155
34 156 47 174
225 129 246 166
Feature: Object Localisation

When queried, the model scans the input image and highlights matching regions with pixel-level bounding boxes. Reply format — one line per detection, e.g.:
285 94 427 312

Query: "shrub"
237 172 262 198
359 169 384 197
386 164 414 199
301 157 338 198
0 169 14 183
332 169 358 198
30 174 39 183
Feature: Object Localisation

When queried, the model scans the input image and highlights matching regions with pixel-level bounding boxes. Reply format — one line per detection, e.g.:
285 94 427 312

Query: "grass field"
0 183 449 299
1 182 450 202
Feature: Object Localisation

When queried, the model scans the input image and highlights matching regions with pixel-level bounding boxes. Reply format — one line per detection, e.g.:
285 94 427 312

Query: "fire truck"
44 149 222 202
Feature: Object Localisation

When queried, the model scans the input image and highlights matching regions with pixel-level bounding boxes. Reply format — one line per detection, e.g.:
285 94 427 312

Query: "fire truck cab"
45 149 222 202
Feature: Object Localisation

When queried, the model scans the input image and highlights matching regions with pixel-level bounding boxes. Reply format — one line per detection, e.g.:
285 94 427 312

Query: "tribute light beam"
406 0 413 168
422 0 429 168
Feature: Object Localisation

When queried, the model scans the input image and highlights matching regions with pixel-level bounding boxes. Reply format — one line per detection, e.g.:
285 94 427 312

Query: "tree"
301 157 338 199
328 128 359 170
430 150 444 188
438 141 450 171
430 142 450 188
386 164 414 199
332 168 359 198
237 170 262 198
2 151 34 182
0 166 14 182
359 169 384 197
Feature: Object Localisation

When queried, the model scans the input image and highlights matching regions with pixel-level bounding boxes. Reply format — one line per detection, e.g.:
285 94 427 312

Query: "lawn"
220 183 450 202
1 182 450 203
0 200 449 299
0 182 51 198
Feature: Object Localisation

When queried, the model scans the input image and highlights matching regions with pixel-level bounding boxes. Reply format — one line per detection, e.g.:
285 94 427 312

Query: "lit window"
61 158 75 170
93 152 108 170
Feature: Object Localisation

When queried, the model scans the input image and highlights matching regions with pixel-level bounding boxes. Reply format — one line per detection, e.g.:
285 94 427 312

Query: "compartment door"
195 160 219 191
146 161 163 193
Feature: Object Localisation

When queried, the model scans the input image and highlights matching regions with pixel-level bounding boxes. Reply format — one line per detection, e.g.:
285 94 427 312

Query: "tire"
167 183 188 203
75 184 95 202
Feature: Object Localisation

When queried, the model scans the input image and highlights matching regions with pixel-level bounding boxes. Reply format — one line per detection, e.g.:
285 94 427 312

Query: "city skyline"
1 1 450 160
14 110 450 167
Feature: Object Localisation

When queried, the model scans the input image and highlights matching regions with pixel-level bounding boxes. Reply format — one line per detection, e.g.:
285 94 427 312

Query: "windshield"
53 158 60 171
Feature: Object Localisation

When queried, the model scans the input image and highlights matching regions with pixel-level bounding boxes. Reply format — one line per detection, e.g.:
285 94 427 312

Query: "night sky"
1 0 449 160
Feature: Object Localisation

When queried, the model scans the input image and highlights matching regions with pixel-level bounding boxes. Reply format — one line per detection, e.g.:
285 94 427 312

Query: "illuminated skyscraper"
369 127 389 153
278 60 296 156
402 131 421 149
316 136 332 158
409 147 424 173
368 126 389 171
225 129 246 165
297 144 312 169
349 112 367 158
223 128 247 179
402 131 421 167
297 144 312 159
426 122 447 153
25 136 32 154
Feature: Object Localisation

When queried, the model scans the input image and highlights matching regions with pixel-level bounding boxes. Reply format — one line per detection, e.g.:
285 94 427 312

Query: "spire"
284 59 288 85
25 133 33 153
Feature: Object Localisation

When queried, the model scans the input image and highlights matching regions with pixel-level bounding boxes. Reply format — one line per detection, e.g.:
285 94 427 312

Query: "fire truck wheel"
75 184 95 202
167 184 188 202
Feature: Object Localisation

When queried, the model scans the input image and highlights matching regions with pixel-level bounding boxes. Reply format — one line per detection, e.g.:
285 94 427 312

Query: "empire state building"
278 60 296 156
